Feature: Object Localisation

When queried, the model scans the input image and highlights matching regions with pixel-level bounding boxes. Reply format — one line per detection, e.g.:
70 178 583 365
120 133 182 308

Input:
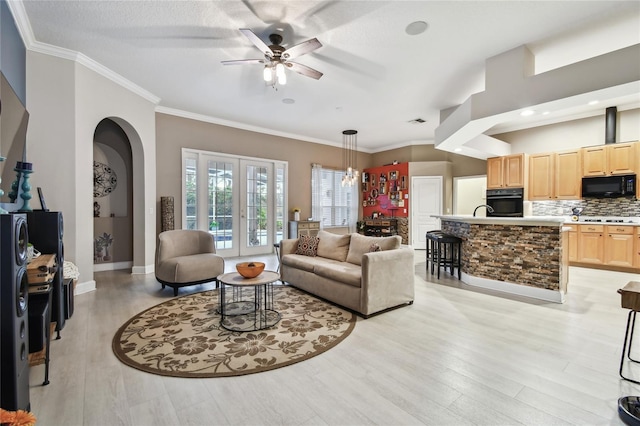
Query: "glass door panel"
207 160 234 251
184 157 197 230
275 166 285 243
240 160 272 256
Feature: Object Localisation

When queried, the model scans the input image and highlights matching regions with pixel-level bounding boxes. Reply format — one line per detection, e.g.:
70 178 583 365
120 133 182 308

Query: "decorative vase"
294 211 300 221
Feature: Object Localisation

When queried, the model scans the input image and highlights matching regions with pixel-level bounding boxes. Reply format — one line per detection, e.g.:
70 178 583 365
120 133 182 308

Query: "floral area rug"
112 285 356 378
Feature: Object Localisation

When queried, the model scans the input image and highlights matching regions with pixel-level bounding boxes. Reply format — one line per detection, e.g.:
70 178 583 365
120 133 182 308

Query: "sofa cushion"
281 254 317 272
313 262 362 288
346 233 402 266
316 230 351 262
296 235 320 256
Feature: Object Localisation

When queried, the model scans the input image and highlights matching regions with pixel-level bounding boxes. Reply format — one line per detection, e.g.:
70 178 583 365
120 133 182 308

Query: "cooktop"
580 218 638 223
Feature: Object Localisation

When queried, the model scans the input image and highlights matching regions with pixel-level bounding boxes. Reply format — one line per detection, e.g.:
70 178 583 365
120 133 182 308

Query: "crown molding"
155 105 367 151
7 0 160 105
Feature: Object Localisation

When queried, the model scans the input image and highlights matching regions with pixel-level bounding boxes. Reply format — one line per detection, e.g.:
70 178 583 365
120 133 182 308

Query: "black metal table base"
219 280 281 332
620 310 640 384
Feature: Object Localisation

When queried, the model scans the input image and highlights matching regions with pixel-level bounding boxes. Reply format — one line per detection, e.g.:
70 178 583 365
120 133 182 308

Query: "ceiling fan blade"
282 38 322 60
239 28 273 58
221 59 265 65
286 62 323 80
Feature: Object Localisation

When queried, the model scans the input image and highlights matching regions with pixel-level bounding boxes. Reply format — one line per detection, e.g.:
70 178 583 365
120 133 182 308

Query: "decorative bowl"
236 262 265 278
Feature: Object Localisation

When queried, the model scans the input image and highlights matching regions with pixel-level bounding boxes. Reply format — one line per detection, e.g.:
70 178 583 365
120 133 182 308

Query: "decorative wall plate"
94 161 117 197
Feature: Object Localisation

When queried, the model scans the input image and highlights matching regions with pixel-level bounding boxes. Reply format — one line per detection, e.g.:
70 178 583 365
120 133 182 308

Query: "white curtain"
311 163 324 229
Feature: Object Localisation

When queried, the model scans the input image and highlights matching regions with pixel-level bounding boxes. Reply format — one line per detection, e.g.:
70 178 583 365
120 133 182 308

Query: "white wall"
454 176 487 216
26 51 157 290
503 108 640 154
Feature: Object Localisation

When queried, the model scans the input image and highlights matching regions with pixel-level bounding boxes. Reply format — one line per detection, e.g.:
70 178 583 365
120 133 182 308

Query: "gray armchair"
155 230 225 296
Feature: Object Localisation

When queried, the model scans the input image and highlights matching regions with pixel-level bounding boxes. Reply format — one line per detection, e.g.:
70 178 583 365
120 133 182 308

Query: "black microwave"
581 174 636 198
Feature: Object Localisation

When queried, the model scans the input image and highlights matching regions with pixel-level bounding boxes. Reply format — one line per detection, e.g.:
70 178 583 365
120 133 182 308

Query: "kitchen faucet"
473 204 494 217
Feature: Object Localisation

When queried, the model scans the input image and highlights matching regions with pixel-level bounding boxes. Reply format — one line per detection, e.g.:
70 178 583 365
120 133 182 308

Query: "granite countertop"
433 215 640 227
433 215 566 226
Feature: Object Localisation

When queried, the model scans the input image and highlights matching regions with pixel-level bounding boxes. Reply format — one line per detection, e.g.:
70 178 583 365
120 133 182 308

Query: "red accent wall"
362 162 409 218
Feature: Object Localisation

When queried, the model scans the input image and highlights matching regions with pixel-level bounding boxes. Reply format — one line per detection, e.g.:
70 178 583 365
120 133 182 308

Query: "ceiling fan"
222 28 323 85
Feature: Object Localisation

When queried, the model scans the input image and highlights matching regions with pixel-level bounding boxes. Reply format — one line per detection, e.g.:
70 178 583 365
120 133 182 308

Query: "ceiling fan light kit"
223 28 323 88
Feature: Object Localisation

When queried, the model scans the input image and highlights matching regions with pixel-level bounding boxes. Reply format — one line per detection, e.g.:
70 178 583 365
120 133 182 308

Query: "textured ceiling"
14 1 640 153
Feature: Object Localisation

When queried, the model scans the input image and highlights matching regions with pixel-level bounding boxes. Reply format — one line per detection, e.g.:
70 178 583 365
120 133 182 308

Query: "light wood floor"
28 251 640 425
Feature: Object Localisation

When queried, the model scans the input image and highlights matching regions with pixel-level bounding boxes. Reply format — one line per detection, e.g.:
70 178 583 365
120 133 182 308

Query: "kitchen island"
432 215 568 303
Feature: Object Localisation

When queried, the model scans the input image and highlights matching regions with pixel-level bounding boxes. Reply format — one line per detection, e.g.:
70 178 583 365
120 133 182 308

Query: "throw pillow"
346 233 402 265
296 235 320 257
316 230 351 262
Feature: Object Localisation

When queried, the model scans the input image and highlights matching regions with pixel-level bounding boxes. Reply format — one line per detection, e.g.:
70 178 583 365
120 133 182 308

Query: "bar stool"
426 231 461 280
426 230 444 272
619 281 640 384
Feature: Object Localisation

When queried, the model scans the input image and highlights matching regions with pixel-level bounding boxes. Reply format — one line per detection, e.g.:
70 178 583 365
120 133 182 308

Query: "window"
311 165 358 230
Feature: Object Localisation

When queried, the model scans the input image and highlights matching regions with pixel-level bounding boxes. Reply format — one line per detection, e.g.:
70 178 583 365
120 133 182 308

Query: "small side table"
618 281 640 384
217 271 281 332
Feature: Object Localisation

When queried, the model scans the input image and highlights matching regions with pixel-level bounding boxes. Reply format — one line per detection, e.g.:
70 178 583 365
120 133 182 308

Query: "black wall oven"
486 188 524 217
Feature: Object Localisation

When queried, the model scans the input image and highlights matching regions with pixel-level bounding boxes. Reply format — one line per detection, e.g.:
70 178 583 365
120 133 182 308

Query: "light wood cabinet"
529 150 581 200
288 221 320 238
582 142 637 176
565 225 578 262
605 225 635 267
565 224 578 262
528 153 553 200
578 224 604 264
635 228 640 269
487 154 526 189
487 157 505 189
555 150 582 199
574 224 638 269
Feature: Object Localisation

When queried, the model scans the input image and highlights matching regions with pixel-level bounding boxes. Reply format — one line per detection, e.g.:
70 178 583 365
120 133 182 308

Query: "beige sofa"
280 230 415 317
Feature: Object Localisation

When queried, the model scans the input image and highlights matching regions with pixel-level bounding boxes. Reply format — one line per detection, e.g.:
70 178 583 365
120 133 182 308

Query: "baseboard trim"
93 261 133 272
462 272 565 303
75 280 96 294
132 264 155 275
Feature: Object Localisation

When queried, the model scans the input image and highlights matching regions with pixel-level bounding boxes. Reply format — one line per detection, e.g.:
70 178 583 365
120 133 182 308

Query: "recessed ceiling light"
520 109 535 117
454 147 463 152
542 111 550 115
405 21 428 36
588 100 599 105
282 98 295 104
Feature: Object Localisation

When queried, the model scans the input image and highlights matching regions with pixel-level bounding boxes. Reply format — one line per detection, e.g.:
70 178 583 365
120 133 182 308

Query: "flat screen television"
0 71 30 210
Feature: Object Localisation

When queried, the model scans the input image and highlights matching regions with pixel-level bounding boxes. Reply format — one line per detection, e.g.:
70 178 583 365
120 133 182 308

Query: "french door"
182 149 286 257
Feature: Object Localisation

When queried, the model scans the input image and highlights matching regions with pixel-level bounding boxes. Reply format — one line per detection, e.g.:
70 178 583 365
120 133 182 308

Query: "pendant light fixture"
341 130 359 187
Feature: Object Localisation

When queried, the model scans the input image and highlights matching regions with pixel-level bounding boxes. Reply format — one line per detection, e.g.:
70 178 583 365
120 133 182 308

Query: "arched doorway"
92 117 146 274
93 118 133 271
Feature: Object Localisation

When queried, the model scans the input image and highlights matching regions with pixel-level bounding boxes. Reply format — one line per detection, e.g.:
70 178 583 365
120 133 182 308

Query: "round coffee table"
217 270 281 332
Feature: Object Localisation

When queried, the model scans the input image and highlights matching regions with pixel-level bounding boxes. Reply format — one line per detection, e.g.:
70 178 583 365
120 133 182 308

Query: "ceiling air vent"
408 118 426 124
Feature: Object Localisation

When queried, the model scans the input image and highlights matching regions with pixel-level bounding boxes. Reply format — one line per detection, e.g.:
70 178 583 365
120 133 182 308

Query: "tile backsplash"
532 197 640 217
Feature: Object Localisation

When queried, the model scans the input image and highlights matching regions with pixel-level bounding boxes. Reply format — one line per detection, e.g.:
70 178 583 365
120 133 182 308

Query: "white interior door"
411 176 442 249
